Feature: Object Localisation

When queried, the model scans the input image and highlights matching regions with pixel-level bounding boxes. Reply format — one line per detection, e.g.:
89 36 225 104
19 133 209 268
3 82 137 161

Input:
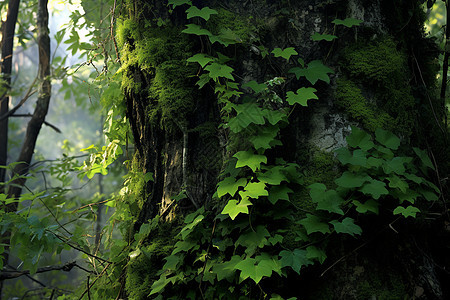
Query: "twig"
10 113 61 133
0 81 37 122
72 198 112 213
1 261 77 280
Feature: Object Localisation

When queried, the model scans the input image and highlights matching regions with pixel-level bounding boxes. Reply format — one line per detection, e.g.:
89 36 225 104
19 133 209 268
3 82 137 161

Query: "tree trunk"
118 0 449 299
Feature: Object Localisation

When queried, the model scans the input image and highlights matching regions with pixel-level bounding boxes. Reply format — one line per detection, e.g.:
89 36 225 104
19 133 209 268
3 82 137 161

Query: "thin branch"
1 261 77 280
0 85 37 122
9 114 61 133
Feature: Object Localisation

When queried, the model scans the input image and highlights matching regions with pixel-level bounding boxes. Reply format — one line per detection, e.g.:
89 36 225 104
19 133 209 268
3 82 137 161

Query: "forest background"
0 0 448 299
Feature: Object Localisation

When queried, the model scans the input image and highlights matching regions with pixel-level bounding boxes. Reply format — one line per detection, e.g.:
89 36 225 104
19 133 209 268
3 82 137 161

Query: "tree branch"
0 261 77 280
9 114 61 133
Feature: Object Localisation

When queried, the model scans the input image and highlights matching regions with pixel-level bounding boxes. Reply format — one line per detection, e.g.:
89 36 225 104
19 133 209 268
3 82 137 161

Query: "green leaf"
272 47 298 60
352 199 379 214
204 63 234 81
235 226 270 255
263 109 286 125
249 125 279 150
360 180 389 200
299 214 330 235
308 183 344 215
388 175 409 193
179 214 204 239
330 218 362 237
375 128 400 150
181 24 212 36
288 60 334 85
311 33 337 41
186 6 218 21
186 53 214 68
268 185 293 205
306 246 327 264
393 206 420 218
335 171 371 188
332 18 363 27
279 249 313 274
346 126 374 151
286 87 318 106
234 257 273 284
383 157 408 175
213 255 242 281
221 197 253 220
217 177 247 198
242 80 267 93
167 0 192 9
228 101 266 133
234 151 267 172
335 148 367 167
240 181 268 199
257 166 288 185
413 147 435 170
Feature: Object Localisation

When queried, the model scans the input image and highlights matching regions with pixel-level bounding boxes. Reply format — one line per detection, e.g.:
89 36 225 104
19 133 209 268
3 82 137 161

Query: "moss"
335 78 395 133
356 269 408 300
337 36 417 136
206 8 257 43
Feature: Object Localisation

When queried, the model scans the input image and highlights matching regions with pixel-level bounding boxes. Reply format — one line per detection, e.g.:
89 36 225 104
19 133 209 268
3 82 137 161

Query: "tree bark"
0 0 20 188
120 0 449 298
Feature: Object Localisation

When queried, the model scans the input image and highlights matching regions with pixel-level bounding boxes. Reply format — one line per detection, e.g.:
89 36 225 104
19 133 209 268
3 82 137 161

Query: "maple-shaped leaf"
263 109 286 125
279 249 313 274
234 151 267 172
257 165 287 185
167 0 192 9
186 53 214 68
186 6 218 21
299 214 330 235
235 225 270 255
249 125 279 150
308 183 344 215
382 157 409 175
267 185 293 205
217 177 247 198
332 18 363 28
352 199 379 214
242 80 267 93
285 87 318 106
272 47 298 60
288 60 334 85
335 171 371 188
181 24 211 36
393 205 420 218
213 255 242 281
335 148 367 167
234 257 273 284
228 102 266 133
311 33 337 41
204 63 234 81
346 126 374 151
375 128 400 150
221 197 253 220
388 174 409 193
239 181 268 199
306 246 327 264
329 218 362 237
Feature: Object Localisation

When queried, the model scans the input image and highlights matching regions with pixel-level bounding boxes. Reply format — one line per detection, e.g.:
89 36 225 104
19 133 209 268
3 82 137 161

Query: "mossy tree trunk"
119 0 449 298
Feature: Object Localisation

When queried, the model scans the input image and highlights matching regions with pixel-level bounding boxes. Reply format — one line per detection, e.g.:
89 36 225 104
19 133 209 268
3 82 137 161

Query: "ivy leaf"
279 249 313 274
413 147 435 170
257 166 287 185
204 63 234 81
352 199 379 214
243 80 267 93
335 171 371 188
267 185 293 205
234 257 273 284
234 151 267 172
228 101 266 133
299 214 330 235
382 157 408 175
329 218 362 237
172 240 199 255
263 109 286 125
286 87 318 106
332 18 363 27
391 189 420 204
311 33 337 41
213 255 242 281
306 246 327 264
240 181 268 199
181 24 212 36
375 128 400 150
288 60 334 85
335 148 367 167
186 6 218 21
272 47 298 60
179 214 204 239
346 126 374 151
167 0 192 9
309 183 344 215
249 125 279 150
393 206 420 218
235 225 270 255
217 177 247 198
268 234 284 246
360 180 389 199
186 53 214 68
221 197 253 220
388 175 409 193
